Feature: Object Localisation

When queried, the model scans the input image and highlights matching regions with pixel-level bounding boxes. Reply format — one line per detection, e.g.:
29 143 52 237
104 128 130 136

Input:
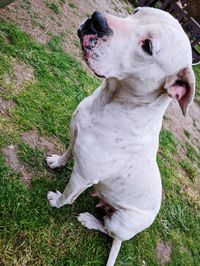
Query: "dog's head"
78 7 195 115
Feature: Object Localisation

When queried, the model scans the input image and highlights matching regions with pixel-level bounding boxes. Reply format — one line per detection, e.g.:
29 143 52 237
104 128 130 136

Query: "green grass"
0 20 200 265
180 160 199 181
46 2 60 14
68 2 78 9
159 130 178 160
194 64 200 106
183 129 190 139
185 142 199 162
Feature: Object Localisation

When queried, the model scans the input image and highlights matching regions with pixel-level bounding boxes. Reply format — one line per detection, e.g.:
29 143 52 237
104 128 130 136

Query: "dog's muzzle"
77 11 113 78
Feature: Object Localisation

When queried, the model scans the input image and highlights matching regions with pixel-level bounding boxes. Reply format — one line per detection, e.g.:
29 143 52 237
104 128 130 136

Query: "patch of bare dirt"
2 145 32 185
3 59 35 94
163 101 200 207
0 98 15 115
156 240 172 265
21 129 63 154
1 130 63 186
163 101 200 146
11 60 34 92
183 176 200 208
0 0 134 58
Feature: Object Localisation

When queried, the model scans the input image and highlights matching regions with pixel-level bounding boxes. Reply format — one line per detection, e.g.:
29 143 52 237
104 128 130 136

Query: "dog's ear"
164 67 195 116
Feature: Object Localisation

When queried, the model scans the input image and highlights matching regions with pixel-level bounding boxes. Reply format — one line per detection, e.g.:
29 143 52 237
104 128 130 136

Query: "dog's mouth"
77 11 113 78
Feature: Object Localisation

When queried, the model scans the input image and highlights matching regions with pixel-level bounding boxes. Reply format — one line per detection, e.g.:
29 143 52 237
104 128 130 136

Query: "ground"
0 0 200 265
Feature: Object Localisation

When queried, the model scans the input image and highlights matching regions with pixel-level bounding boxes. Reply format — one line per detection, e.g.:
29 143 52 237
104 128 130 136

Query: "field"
0 1 200 265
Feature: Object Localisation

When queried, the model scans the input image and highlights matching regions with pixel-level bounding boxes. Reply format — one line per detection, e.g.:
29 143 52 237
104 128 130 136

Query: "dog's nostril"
91 11 108 33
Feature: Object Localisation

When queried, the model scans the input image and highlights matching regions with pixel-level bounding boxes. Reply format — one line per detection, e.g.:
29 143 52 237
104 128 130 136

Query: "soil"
156 240 172 265
9 59 35 93
2 145 32 185
1 130 63 186
0 0 133 59
21 129 63 154
3 58 35 96
164 101 200 147
0 98 15 115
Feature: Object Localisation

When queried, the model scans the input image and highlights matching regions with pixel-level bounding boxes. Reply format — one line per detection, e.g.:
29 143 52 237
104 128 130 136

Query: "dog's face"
78 7 195 115
78 7 191 79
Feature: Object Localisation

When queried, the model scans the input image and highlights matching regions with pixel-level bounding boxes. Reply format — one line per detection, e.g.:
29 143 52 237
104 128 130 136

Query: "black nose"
90 11 108 34
78 11 113 39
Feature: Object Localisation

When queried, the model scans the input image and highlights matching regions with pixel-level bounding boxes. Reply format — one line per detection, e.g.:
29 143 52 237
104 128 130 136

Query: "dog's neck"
116 80 164 105
105 77 170 107
93 77 171 120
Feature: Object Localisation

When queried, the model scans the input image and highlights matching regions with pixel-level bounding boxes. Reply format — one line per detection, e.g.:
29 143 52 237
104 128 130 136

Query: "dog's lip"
93 71 105 78
77 27 105 79
85 57 105 79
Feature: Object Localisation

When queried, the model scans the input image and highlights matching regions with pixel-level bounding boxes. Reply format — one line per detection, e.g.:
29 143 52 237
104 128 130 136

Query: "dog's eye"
142 39 153 56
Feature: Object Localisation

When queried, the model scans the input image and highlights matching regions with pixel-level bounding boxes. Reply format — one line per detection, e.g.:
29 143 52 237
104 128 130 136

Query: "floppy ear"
164 67 195 116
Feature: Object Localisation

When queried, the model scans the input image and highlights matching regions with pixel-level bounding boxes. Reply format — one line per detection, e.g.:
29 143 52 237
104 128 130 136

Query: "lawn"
0 18 200 266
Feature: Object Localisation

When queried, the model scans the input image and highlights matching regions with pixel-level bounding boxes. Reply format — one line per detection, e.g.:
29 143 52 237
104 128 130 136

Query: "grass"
194 64 200 106
0 18 200 266
68 2 78 9
183 129 190 139
185 142 199 162
46 2 60 14
180 160 198 181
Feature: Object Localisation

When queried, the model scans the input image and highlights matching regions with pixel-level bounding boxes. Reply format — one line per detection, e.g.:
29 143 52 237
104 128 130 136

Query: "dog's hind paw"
46 154 63 169
47 190 62 208
77 212 107 233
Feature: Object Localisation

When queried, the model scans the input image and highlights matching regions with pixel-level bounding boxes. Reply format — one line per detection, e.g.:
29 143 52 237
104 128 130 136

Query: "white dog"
47 7 195 266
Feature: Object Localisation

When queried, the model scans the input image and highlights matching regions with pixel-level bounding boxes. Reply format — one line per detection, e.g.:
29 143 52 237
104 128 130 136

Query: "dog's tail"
106 239 122 266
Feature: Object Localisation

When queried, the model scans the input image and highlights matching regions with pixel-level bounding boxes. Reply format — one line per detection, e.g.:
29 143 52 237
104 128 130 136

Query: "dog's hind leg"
77 212 108 234
47 169 93 208
77 212 122 266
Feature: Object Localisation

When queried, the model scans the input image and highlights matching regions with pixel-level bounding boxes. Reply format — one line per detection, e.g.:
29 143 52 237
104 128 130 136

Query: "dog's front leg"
47 169 93 208
46 145 72 169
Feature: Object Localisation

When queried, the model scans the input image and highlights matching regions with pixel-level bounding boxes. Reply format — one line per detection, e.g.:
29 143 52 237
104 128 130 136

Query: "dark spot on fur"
121 146 126 150
115 137 123 143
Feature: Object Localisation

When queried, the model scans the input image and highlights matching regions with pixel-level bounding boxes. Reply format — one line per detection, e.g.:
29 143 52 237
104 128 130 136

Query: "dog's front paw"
47 190 62 208
46 154 62 169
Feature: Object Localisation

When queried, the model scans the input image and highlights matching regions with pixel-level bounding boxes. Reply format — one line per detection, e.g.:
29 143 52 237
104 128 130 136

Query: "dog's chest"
72 97 158 178
74 99 154 152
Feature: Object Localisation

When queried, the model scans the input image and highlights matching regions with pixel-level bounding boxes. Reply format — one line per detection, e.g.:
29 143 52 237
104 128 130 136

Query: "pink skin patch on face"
81 34 98 60
138 35 154 46
138 37 147 46
82 34 97 47
80 31 111 78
